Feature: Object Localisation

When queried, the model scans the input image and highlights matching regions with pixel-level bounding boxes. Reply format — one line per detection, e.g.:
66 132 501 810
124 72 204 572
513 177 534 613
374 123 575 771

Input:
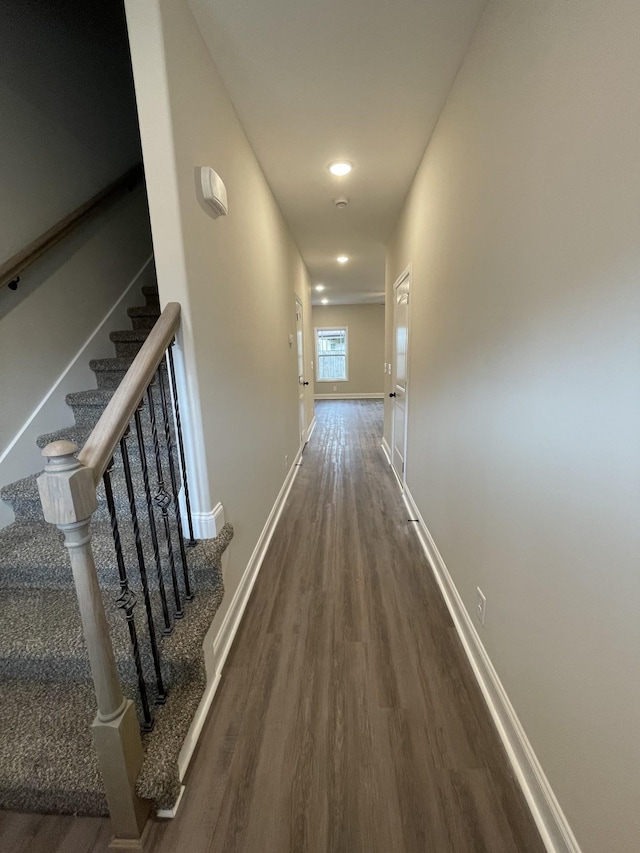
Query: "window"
315 327 348 381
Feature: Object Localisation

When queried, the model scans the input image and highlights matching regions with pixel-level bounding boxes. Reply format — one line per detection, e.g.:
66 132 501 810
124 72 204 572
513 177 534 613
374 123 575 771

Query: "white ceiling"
189 0 486 305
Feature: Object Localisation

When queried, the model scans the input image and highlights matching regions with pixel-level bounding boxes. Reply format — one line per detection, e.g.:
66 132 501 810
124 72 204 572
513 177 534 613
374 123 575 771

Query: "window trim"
314 326 349 382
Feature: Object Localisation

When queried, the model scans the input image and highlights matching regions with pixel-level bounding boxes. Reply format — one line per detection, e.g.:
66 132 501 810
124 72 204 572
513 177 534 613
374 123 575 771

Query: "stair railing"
0 163 144 292
37 302 196 844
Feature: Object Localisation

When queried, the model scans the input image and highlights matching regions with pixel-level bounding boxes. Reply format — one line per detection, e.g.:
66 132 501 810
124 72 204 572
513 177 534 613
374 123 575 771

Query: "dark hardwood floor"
0 400 546 852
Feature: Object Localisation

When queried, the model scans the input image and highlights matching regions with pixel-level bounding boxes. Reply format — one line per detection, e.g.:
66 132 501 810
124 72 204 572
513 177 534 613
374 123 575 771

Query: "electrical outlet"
476 587 486 626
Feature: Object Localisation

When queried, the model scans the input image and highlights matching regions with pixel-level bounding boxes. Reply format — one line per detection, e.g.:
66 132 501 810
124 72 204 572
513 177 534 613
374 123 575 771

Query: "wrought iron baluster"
111 444 167 705
103 458 153 731
123 417 172 635
156 365 193 600
146 379 183 617
166 343 197 546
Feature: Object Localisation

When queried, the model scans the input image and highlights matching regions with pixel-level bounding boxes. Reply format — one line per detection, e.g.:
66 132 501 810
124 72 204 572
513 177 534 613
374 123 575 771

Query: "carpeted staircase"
0 284 231 815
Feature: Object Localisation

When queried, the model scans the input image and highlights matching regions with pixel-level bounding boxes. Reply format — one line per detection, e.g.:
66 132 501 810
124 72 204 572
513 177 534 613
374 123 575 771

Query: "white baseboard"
305 416 317 444
314 393 384 400
156 785 185 819
167 449 304 816
175 671 221 784
401 484 582 853
381 437 391 465
190 501 225 539
210 447 303 676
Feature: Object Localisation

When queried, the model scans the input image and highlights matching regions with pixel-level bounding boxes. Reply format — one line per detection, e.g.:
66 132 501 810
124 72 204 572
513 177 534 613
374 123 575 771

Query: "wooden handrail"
0 162 144 291
78 302 181 484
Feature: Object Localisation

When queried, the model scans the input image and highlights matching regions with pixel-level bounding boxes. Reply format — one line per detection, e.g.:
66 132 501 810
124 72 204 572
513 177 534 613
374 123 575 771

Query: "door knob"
389 392 396 398
303 381 309 386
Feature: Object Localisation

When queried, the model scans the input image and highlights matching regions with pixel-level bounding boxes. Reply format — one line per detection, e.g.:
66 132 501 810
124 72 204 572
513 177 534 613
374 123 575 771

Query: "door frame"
295 296 308 448
390 264 411 490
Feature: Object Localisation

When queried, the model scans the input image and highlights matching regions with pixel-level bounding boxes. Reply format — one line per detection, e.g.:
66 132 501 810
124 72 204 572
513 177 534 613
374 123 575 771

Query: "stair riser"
92 364 168 391
69 405 107 429
114 340 145 358
93 369 128 389
142 286 160 308
130 316 158 331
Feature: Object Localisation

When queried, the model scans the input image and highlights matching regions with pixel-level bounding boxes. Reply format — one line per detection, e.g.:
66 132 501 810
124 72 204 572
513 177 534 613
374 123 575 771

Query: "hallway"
0 400 545 852
149 399 545 852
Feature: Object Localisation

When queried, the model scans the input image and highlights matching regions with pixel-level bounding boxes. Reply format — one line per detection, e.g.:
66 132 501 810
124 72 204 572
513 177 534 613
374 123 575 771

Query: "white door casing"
391 269 410 485
295 297 307 446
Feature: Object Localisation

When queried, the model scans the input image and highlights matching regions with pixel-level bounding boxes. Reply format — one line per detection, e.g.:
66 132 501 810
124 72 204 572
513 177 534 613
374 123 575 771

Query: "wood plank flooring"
0 400 546 852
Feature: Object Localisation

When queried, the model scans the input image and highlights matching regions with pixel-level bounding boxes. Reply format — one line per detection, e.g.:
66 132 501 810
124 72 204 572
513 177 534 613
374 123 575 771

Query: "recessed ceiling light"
315 284 325 291
321 298 329 304
337 255 349 264
328 161 353 177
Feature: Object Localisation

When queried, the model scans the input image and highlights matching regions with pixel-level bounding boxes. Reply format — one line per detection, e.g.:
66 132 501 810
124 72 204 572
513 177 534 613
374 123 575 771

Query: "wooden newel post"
38 441 150 848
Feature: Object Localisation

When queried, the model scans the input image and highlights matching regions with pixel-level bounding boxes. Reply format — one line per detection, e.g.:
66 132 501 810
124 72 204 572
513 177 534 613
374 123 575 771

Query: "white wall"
124 0 314 654
312 303 384 398
0 2 153 526
386 3 640 852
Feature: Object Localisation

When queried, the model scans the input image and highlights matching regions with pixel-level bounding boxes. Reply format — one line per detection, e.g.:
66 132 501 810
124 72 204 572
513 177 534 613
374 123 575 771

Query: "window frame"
314 326 349 383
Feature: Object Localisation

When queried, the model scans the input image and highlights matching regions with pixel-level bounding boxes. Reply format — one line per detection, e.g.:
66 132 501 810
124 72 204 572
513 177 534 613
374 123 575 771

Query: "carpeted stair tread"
1 473 41 507
0 679 106 815
89 356 135 373
0 520 73 586
0 586 93 681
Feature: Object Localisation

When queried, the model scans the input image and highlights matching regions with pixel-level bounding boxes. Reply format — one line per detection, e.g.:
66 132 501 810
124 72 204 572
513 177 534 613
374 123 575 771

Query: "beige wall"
312 303 384 397
0 2 141 261
386 2 640 852
0 3 152 526
0 192 153 527
125 0 314 644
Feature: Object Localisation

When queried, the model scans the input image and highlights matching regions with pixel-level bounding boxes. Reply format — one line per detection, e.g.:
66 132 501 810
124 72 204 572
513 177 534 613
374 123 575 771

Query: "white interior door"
295 298 308 445
391 273 410 483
